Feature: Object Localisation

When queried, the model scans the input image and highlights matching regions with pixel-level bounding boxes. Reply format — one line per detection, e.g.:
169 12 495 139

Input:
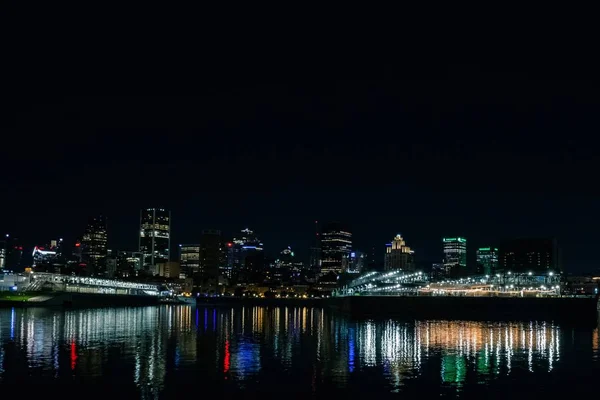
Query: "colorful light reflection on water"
0 306 598 398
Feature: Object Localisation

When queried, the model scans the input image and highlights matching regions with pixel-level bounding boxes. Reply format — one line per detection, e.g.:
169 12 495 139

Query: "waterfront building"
157 261 180 279
273 246 294 283
345 250 366 274
499 237 561 275
179 244 200 278
442 237 467 278
309 220 321 272
32 240 63 267
199 229 223 281
320 222 352 275
431 263 445 280
229 228 264 280
476 247 499 276
139 208 171 274
384 234 415 271
0 234 23 271
81 215 108 275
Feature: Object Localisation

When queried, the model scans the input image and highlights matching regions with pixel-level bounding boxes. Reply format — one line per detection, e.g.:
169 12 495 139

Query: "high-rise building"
476 247 498 276
320 222 352 275
229 228 264 279
442 237 467 278
499 238 560 275
81 215 108 274
345 251 366 274
157 261 181 279
384 234 415 271
309 220 321 271
199 229 222 281
139 208 171 274
431 263 445 281
273 246 294 283
0 235 7 270
179 244 200 278
1 234 23 271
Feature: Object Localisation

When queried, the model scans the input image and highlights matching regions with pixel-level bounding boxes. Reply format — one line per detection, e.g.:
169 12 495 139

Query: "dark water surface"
0 306 598 399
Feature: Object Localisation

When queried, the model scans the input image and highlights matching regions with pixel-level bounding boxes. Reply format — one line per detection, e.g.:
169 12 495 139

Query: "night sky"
3 76 599 272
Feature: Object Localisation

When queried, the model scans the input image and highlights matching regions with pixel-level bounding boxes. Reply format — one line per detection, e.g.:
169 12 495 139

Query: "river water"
0 305 598 399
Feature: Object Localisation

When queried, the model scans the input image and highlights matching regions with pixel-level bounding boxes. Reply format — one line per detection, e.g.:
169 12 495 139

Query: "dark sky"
2 75 600 272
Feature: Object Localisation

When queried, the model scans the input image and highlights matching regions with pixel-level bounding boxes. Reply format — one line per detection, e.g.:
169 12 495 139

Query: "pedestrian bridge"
24 272 160 295
335 270 428 296
334 270 562 297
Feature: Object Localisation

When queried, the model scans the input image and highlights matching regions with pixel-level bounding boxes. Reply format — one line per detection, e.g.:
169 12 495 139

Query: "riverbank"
0 292 159 308
197 296 323 307
327 295 599 324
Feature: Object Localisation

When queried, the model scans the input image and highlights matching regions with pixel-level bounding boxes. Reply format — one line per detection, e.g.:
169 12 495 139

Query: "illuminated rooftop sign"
443 237 466 243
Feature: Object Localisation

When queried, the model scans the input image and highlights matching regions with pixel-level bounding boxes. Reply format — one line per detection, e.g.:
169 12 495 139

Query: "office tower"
73 238 83 262
81 215 108 274
31 238 63 268
139 208 171 274
273 246 294 283
112 250 144 277
230 227 264 276
199 229 222 281
499 238 561 275
1 234 23 271
442 237 467 278
384 234 415 271
0 236 6 269
179 244 200 278
476 247 499 276
157 261 181 278
431 263 445 281
309 220 321 271
320 222 352 275
345 250 366 274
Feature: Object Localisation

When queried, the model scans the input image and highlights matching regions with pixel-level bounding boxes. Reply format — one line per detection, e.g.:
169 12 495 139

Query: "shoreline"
2 294 598 325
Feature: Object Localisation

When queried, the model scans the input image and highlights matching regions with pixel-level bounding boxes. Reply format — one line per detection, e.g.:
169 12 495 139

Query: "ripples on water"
0 306 598 398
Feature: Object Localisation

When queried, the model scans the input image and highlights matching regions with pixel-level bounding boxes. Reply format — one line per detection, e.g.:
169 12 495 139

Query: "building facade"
1 235 23 271
157 261 181 279
199 229 223 281
345 250 366 274
228 228 264 280
309 220 321 273
320 222 352 275
476 247 498 276
442 237 467 278
139 208 171 274
499 238 560 275
179 244 200 278
384 234 415 271
81 215 108 275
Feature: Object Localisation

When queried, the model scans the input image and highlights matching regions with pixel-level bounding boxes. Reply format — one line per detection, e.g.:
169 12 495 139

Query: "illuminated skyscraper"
476 247 498 275
81 215 108 274
442 237 467 278
320 222 352 275
231 228 263 269
139 208 171 274
384 234 415 271
179 244 200 278
345 250 366 274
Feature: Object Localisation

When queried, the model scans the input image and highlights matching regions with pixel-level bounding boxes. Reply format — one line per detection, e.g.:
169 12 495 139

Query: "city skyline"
3 85 600 273
0 208 571 274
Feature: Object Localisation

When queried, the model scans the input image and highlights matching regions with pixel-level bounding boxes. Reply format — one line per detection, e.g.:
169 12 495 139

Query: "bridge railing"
30 273 160 292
